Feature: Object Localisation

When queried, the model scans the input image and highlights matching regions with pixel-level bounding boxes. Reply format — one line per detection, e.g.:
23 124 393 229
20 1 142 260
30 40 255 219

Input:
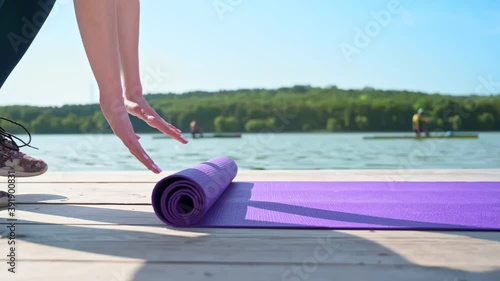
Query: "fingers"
109 119 161 173
143 110 182 134
166 121 182 134
120 131 162 173
130 104 188 143
101 100 162 173
147 115 188 144
130 147 162 173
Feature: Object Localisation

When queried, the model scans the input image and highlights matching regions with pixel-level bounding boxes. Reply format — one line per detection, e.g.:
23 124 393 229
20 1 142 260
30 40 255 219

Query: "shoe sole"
0 197 7 208
0 165 48 177
0 191 9 208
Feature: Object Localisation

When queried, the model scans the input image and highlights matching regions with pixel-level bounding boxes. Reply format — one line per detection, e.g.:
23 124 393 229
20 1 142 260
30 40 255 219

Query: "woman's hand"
124 95 187 144
100 96 187 174
73 0 187 173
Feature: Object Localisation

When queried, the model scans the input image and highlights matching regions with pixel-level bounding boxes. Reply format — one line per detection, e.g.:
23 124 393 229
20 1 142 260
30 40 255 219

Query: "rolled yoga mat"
151 156 500 230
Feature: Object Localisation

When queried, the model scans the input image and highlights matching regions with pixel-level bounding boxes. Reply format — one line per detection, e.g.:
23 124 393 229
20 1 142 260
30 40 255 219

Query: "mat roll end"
151 156 238 227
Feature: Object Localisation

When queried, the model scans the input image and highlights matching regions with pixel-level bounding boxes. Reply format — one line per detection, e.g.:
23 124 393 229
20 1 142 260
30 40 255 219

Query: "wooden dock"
1 169 500 281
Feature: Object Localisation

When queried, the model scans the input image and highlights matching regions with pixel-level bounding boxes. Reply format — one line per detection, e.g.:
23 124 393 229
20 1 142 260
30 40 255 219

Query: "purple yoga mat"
152 157 500 230
152 156 238 227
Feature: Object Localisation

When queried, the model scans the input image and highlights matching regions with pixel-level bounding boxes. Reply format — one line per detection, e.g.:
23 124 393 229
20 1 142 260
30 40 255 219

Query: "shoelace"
0 117 38 152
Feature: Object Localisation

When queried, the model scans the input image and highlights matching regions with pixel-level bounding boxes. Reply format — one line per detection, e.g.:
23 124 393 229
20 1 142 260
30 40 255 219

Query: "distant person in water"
190 120 203 139
412 108 429 138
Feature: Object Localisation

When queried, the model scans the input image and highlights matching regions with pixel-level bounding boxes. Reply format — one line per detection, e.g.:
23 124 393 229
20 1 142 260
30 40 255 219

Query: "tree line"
0 85 499 134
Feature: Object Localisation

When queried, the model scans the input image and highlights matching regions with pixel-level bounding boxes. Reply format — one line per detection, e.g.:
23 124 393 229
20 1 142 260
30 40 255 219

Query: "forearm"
116 0 142 98
73 0 122 100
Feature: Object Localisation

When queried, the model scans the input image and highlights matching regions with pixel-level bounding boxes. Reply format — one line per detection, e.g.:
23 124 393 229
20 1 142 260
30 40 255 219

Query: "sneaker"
0 190 8 208
0 118 48 177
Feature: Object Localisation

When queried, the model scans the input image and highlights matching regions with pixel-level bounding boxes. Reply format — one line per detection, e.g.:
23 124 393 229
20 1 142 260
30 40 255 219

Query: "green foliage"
0 86 498 134
326 118 341 132
477 112 495 130
214 116 240 132
355 115 369 130
448 115 462 131
244 118 276 132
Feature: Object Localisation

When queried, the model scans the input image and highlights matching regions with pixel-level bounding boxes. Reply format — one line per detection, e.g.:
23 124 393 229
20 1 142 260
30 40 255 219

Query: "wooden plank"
2 261 499 281
12 169 500 183
1 225 499 269
12 183 154 204
0 205 160 225
0 260 497 281
7 169 500 204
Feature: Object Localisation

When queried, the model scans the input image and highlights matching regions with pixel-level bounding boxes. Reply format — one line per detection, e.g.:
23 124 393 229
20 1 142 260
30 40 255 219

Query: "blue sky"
1 0 499 106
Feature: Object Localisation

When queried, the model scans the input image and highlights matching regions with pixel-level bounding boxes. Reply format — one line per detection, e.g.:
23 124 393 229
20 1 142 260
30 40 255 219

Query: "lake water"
21 132 500 171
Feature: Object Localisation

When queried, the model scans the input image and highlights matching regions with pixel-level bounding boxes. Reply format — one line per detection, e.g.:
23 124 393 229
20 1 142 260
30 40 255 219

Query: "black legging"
0 0 56 89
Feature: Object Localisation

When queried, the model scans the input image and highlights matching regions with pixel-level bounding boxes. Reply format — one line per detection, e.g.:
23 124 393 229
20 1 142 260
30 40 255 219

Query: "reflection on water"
20 132 500 171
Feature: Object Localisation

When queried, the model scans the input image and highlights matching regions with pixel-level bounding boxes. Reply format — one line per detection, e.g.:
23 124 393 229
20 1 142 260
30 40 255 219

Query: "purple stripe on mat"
151 157 500 229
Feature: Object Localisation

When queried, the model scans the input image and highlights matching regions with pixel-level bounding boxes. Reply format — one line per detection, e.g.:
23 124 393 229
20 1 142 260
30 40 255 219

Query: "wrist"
99 96 127 116
124 85 143 100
